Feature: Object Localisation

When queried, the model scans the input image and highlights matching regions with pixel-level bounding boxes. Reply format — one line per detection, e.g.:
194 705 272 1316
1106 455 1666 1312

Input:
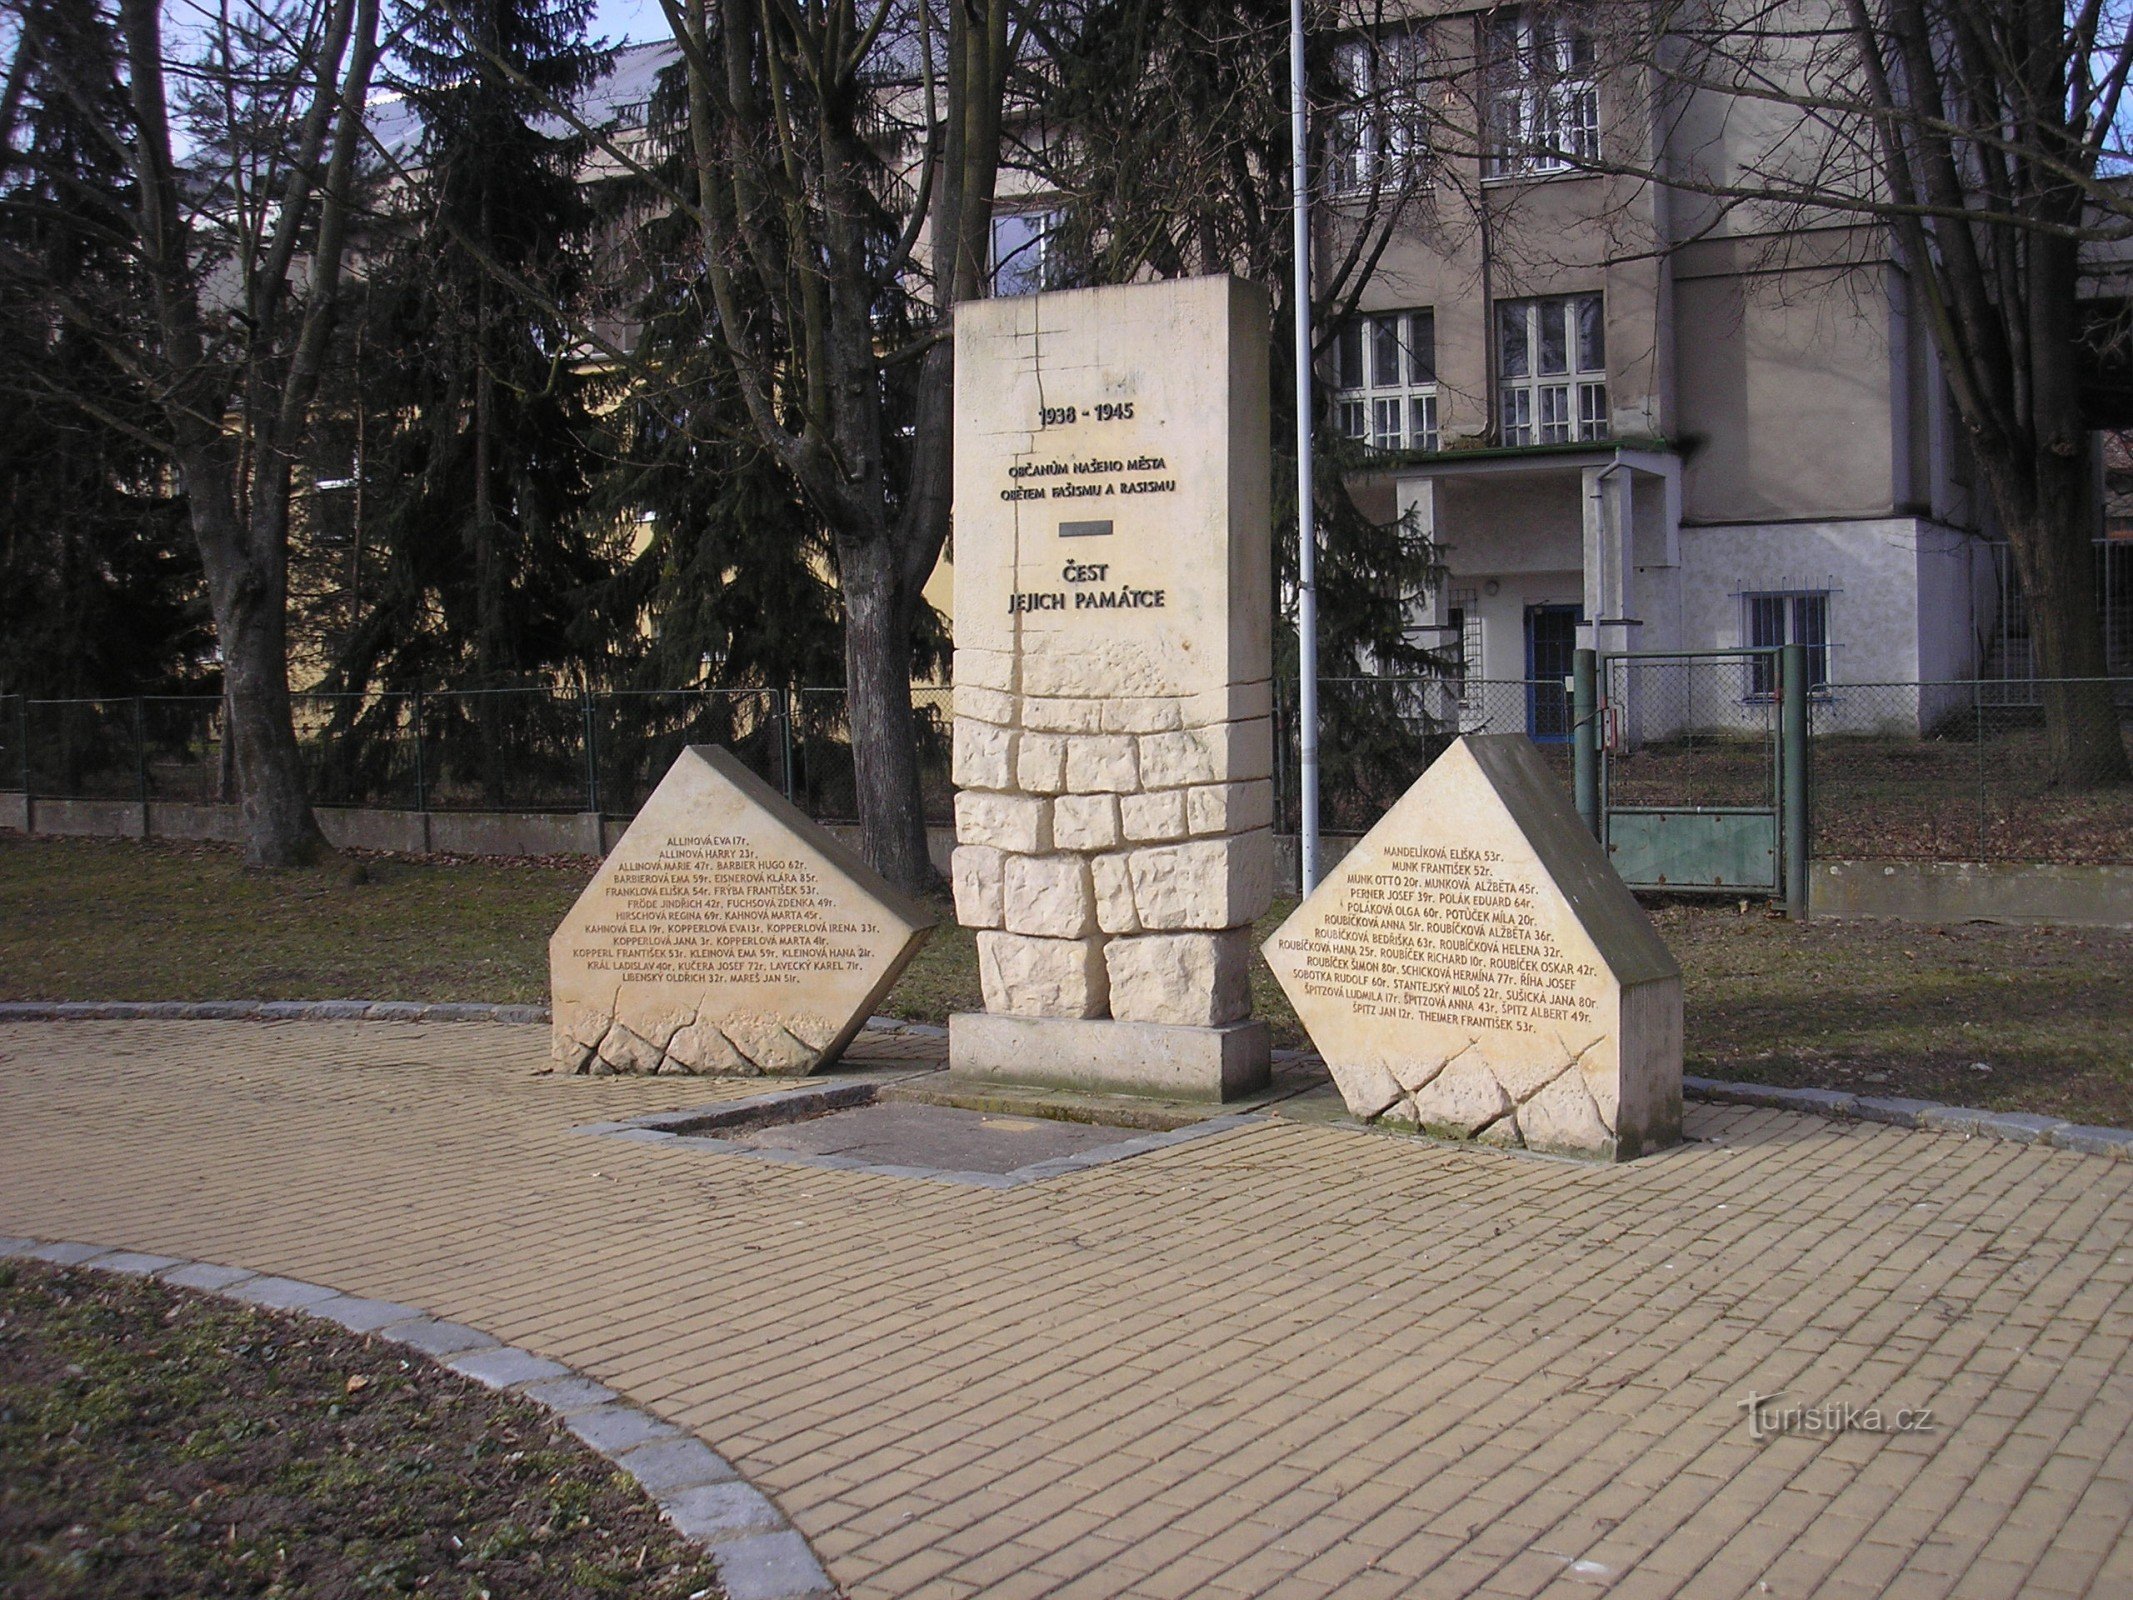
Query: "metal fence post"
779 686 796 802
1781 642 1810 920
582 692 601 815
1974 683 1988 861
1271 676 1290 837
133 696 149 807
411 691 428 813
19 694 32 801
1572 649 1600 839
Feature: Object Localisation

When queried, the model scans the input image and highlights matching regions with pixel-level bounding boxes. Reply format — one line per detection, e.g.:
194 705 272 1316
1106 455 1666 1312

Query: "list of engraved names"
572 835 878 985
1275 845 1599 1033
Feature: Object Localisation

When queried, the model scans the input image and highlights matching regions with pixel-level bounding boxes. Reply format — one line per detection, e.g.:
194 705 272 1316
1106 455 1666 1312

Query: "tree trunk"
2004 445 2131 787
187 472 329 867
840 533 936 895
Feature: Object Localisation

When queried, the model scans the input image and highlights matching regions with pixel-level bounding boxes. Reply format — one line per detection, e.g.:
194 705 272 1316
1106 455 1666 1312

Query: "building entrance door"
1524 604 1582 741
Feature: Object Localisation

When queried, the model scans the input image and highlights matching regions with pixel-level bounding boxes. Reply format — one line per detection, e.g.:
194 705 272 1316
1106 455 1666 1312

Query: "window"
1446 589 1483 707
1334 309 1438 453
990 209 1061 297
1329 27 1431 196
1496 294 1606 445
1485 7 1599 177
1745 592 1832 694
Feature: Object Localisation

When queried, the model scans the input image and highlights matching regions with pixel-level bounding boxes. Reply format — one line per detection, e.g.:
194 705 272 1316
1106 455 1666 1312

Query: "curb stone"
1681 1075 2113 1156
0 1002 951 1031
0 1237 838 1600
0 999 555 1025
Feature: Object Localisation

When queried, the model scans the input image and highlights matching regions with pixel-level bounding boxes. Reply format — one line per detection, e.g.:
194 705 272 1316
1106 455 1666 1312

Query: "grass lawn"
6 833 2132 1124
0 1259 721 1599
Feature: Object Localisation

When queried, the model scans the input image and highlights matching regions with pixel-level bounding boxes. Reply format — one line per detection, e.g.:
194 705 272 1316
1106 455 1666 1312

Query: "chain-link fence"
8 676 2131 867
1809 679 2133 865
1272 678 1576 835
0 685 957 827
788 684 951 825
0 695 19 797
1600 654 1779 812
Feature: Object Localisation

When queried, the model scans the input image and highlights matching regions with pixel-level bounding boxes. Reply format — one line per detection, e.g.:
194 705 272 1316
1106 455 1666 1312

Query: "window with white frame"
1334 309 1438 453
1497 294 1607 445
1328 26 1431 196
1485 7 1599 177
990 209 1062 297
1745 591 1832 694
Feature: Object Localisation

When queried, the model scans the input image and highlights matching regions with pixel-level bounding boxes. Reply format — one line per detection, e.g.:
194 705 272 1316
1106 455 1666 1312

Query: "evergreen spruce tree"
577 61 943 813
0 0 210 703
318 0 617 803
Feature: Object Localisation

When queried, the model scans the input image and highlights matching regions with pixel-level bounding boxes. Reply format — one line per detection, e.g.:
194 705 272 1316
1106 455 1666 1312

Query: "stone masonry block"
1106 930 1253 1026
1120 790 1189 843
1092 853 1142 934
952 844 1005 928
977 931 1109 1018
952 717 1017 790
1065 734 1140 794
1100 697 1186 735
955 791 1051 853
1003 854 1098 939
955 684 1017 726
954 647 1016 692
1022 697 1106 734
1053 794 1122 851
1181 681 1275 728
1138 719 1274 788
1017 733 1069 793
1187 780 1274 836
1129 830 1274 930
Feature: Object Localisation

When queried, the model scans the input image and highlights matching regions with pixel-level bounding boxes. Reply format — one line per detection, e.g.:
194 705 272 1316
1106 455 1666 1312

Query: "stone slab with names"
549 746 934 1076
1264 734 1683 1160
948 274 1275 1099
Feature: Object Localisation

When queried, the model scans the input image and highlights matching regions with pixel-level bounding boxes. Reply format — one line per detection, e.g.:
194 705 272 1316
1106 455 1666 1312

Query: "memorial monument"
1264 735 1683 1160
550 745 934 1075
948 275 1275 1099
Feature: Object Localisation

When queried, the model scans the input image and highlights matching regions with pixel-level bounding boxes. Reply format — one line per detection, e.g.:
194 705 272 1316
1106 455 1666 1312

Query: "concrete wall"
146 802 244 844
1677 518 1926 679
23 798 147 837
1673 259 1902 524
0 793 959 877
1812 860 2133 930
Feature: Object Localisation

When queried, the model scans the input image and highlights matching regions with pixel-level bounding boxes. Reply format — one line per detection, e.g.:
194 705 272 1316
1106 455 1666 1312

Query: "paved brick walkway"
4 1020 2131 1599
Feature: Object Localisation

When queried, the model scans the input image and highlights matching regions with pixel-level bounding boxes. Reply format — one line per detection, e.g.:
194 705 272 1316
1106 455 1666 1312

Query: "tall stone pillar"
947 276 1274 1100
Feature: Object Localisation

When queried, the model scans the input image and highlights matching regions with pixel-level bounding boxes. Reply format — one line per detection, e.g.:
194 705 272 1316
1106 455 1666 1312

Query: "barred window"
1745 592 1832 694
1334 309 1438 454
1497 294 1606 445
1486 8 1599 177
1446 589 1483 704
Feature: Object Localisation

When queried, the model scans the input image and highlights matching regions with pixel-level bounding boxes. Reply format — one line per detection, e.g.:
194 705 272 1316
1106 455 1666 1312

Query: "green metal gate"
1572 645 1811 915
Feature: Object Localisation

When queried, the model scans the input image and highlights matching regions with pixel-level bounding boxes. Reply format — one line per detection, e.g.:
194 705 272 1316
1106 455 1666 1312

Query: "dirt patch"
0 1260 722 1599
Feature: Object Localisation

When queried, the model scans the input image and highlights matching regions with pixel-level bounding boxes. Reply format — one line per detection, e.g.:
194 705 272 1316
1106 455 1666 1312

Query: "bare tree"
1463 0 2133 782
65 0 382 864
643 0 1013 892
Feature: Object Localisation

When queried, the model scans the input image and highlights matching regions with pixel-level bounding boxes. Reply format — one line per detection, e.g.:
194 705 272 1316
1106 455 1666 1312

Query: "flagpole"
1289 0 1320 895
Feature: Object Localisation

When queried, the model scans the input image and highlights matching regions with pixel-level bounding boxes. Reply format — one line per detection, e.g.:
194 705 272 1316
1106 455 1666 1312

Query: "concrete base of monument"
947 1014 1272 1102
